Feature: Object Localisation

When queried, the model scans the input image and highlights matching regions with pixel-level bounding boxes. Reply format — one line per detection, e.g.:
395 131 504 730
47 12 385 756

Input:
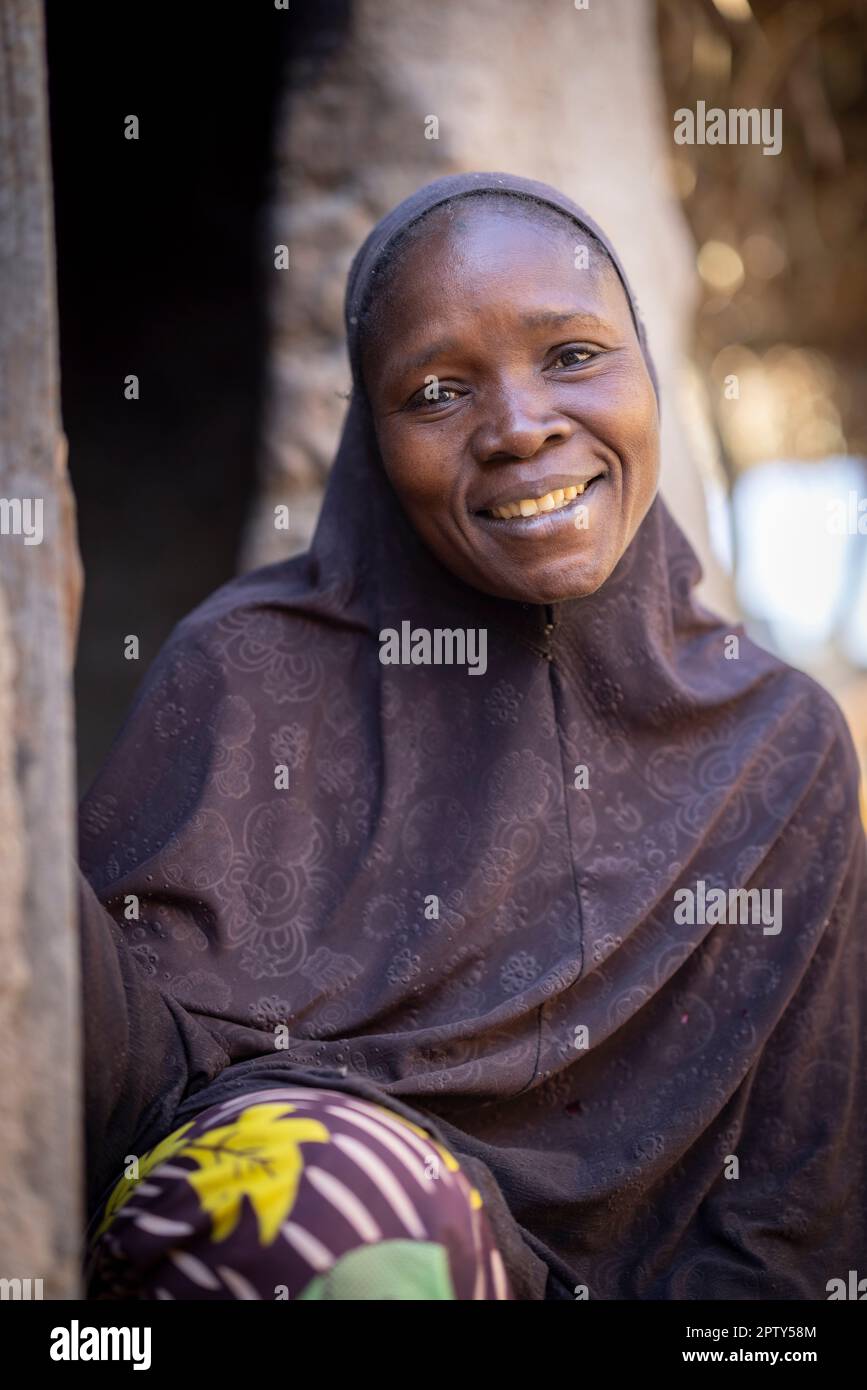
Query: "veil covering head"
78 173 867 1299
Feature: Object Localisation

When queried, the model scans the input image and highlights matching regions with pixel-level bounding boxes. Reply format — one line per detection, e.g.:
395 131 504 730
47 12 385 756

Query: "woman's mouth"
474 473 607 527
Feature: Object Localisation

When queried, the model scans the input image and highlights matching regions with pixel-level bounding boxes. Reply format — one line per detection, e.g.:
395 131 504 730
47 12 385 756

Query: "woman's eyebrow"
401 338 459 375
400 310 614 374
519 308 612 332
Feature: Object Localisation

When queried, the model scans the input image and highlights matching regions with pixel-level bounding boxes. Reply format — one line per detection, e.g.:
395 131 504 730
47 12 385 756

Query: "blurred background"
45 0 866 812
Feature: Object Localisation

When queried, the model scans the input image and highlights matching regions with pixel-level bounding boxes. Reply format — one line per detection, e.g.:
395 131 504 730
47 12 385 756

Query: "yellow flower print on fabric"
183 1103 330 1245
94 1120 195 1241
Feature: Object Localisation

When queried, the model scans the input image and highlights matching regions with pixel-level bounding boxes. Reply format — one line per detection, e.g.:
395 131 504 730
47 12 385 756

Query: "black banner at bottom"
0 1297 862 1374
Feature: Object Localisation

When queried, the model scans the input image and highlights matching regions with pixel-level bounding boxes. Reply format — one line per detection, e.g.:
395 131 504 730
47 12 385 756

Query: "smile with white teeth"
486 483 590 521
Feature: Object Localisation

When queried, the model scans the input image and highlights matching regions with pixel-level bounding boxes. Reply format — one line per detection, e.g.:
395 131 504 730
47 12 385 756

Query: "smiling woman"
358 189 659 602
77 172 867 1302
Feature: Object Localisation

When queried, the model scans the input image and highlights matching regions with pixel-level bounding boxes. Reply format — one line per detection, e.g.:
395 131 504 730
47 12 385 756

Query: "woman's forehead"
371 207 620 336
372 213 628 354
393 198 608 279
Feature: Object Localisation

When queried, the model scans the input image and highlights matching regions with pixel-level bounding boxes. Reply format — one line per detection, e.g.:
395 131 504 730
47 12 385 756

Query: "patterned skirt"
85 1086 513 1300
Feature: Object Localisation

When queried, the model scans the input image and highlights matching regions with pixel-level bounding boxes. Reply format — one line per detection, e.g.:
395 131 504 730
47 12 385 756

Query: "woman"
79 172 867 1301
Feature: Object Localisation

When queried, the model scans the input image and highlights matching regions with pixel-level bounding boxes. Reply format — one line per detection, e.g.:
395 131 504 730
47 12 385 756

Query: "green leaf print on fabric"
296 1240 457 1300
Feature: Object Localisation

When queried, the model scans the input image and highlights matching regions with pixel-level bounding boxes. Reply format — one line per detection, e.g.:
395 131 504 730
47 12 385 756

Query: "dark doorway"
45 1 293 791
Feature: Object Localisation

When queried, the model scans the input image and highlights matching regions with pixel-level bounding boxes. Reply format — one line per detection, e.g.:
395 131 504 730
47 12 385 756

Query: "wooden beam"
0 0 81 1298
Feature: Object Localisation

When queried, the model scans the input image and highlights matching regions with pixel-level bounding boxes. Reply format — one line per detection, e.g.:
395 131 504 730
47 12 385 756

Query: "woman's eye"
406 384 461 410
552 346 598 369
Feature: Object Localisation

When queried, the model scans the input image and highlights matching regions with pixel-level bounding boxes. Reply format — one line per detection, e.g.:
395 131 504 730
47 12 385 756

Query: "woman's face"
361 202 660 605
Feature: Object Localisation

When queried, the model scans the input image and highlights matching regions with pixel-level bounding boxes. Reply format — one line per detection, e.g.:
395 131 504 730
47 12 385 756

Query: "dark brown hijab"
78 172 867 1299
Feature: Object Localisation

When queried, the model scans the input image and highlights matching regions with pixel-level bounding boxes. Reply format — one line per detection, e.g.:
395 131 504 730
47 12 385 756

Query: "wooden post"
0 0 82 1298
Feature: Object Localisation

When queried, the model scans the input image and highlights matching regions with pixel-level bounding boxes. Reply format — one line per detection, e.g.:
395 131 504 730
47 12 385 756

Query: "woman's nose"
471 387 573 463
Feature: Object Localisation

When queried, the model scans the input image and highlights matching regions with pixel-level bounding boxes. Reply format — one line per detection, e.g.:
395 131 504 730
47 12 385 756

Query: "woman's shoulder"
748 642 865 832
79 553 360 830
172 554 317 642
125 551 371 729
159 550 368 664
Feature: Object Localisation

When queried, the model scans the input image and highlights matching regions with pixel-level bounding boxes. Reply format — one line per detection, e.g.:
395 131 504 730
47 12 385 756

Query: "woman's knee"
87 1086 512 1300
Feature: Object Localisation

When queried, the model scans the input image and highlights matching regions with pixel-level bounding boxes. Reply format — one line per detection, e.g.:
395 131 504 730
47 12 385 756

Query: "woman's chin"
465 549 618 606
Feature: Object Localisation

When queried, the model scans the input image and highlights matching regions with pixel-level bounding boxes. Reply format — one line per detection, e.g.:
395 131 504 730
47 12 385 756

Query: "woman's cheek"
589 378 659 489
385 427 462 512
